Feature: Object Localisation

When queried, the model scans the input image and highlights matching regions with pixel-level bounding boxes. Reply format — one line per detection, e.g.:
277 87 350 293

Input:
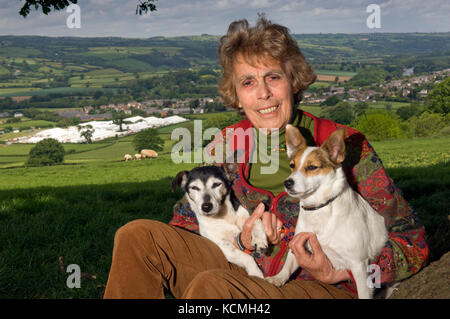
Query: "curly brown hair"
218 16 316 114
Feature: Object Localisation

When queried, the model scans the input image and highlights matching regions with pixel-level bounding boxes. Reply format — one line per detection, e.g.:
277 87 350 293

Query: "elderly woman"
104 17 428 299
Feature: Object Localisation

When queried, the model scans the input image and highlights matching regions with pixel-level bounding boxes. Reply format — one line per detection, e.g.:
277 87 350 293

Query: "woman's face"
233 54 294 130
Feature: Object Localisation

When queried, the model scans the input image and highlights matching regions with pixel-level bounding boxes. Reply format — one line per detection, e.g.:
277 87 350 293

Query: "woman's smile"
233 54 294 130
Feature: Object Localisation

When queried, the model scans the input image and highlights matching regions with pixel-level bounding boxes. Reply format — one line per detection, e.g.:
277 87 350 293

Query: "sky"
0 0 449 38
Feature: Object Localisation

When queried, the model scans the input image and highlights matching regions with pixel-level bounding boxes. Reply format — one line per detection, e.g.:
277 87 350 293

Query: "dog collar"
301 194 339 211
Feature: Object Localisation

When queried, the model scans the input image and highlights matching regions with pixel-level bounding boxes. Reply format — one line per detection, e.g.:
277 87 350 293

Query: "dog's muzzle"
201 202 213 213
284 178 294 190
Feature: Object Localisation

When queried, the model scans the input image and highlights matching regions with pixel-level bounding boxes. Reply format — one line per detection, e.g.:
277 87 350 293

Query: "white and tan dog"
265 125 388 299
172 163 268 278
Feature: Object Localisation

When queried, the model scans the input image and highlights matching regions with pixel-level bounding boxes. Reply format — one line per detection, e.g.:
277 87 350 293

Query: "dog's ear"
222 162 239 181
222 149 243 181
286 124 307 159
321 128 346 165
171 170 189 192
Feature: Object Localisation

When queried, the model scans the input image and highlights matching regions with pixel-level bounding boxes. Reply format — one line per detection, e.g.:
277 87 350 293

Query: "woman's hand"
239 202 284 250
289 232 351 284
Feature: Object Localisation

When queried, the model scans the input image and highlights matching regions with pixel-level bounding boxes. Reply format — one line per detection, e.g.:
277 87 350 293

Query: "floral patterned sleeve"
341 126 429 285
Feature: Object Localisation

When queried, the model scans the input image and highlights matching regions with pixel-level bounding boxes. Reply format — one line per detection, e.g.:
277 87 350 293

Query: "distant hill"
0 33 448 102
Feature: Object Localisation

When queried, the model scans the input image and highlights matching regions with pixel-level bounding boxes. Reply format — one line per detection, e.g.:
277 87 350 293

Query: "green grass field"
0 118 448 298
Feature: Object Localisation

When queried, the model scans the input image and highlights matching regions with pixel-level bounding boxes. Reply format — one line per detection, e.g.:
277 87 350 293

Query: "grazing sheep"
124 154 132 162
134 154 142 160
140 149 158 159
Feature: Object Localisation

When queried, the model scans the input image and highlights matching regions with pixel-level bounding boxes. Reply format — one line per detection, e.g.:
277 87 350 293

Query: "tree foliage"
427 77 450 114
354 110 406 141
19 0 78 17
407 111 449 137
27 138 65 166
323 102 354 125
112 111 128 132
19 0 157 17
132 128 164 153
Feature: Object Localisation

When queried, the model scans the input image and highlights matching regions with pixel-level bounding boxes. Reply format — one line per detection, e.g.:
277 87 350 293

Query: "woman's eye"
242 80 252 87
191 186 200 191
306 165 318 171
212 182 222 188
268 75 280 81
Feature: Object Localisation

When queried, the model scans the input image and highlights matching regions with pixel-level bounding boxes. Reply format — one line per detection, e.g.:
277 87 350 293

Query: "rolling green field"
0 117 448 298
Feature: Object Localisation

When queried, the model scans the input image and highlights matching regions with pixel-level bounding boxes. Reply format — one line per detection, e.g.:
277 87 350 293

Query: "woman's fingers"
262 211 284 245
289 232 314 263
241 202 265 249
241 202 286 247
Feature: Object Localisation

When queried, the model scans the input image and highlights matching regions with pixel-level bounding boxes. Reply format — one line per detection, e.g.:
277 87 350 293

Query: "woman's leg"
182 269 357 299
104 219 356 299
103 219 235 299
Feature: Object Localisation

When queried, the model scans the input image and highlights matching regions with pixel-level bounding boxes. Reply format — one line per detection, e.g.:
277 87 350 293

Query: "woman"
103 17 428 299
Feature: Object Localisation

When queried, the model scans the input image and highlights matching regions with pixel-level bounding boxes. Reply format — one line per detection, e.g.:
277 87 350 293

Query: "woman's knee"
182 269 233 299
114 219 166 246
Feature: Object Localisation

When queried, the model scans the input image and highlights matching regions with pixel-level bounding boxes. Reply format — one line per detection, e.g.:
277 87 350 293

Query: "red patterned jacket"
169 111 429 293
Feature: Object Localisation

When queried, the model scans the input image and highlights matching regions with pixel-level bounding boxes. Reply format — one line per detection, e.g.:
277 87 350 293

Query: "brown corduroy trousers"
103 219 356 299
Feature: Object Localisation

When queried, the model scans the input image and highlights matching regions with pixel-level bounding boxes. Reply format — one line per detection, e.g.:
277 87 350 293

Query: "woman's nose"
257 82 272 100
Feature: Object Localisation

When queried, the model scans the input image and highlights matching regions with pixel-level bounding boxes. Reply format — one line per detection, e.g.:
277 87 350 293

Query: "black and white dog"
172 163 268 278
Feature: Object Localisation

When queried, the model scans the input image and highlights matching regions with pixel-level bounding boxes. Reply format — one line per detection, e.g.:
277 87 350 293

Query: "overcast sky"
0 0 449 38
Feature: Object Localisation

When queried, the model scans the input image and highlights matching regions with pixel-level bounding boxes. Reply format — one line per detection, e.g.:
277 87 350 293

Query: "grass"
0 119 448 298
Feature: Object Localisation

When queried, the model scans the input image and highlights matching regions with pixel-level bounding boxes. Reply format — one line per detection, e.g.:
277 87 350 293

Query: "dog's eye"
306 165 318 171
289 162 295 169
212 182 222 188
190 186 200 191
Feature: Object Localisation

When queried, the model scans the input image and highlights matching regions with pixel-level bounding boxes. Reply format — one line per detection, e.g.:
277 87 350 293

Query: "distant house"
402 67 414 77
330 86 345 95
83 106 94 114
58 110 85 118
14 112 24 118
419 89 428 97
143 107 161 115
173 108 191 115
0 112 10 118
79 113 112 121
11 96 31 102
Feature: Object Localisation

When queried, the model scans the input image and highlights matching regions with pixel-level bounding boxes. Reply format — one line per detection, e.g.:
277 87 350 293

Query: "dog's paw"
252 236 268 254
246 267 264 279
251 221 269 254
264 275 288 287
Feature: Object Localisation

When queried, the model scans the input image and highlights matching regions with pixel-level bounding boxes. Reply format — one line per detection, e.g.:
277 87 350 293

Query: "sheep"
124 154 132 162
134 154 142 160
140 149 158 159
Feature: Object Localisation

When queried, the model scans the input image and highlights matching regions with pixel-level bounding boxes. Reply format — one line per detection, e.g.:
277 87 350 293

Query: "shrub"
132 128 164 153
438 126 450 136
396 103 421 120
408 111 449 137
354 110 406 141
26 138 65 167
323 102 354 125
427 77 450 114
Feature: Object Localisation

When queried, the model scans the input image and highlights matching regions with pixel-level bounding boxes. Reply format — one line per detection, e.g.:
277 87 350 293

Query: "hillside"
0 33 449 99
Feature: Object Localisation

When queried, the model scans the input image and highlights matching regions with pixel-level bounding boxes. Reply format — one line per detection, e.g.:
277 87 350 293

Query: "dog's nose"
284 178 294 190
201 203 213 213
